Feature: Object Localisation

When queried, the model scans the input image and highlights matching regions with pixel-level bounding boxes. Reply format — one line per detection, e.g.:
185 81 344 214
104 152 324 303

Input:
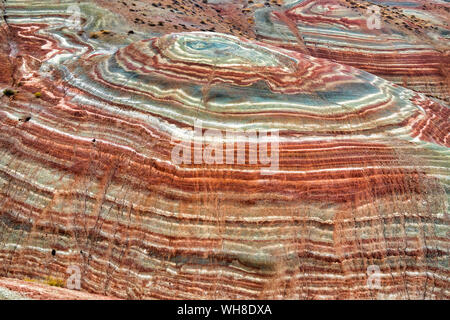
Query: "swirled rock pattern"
0 0 449 299
95 0 450 102
252 0 450 102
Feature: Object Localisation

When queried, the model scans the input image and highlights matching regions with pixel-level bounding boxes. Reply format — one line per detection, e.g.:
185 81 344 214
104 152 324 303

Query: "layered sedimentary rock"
97 0 450 102
0 277 117 300
252 0 450 102
0 1 449 299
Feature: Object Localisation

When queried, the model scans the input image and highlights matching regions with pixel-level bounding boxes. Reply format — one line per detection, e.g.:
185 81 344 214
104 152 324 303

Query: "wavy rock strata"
252 0 450 102
0 1 449 299
0 277 117 300
98 0 450 102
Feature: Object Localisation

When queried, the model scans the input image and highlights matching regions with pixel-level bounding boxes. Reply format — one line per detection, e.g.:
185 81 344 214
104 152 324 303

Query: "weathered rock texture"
0 277 117 300
252 0 450 102
0 0 448 299
96 0 450 103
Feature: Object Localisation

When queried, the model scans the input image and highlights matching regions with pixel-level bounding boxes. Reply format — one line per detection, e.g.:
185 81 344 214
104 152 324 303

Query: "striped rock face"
0 1 449 299
79 0 450 103
252 0 450 103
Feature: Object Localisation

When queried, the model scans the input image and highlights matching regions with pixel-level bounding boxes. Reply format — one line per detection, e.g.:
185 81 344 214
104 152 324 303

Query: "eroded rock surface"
96 0 450 102
0 277 117 300
0 0 448 299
